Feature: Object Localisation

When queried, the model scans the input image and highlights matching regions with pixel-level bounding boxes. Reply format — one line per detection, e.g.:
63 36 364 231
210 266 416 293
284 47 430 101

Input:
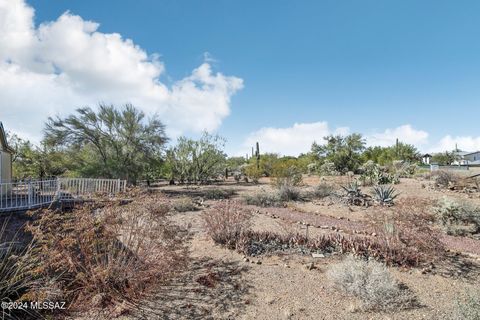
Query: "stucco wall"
0 151 12 183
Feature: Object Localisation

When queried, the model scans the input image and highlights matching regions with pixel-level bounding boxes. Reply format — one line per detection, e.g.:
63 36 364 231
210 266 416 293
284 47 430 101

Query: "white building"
453 150 480 165
0 122 13 184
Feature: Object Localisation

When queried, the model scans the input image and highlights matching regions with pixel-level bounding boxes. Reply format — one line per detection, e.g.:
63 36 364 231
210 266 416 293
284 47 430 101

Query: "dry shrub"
327 256 416 311
203 188 236 200
202 201 252 249
173 197 197 212
432 170 460 188
0 223 39 319
310 183 334 199
367 205 445 267
243 192 282 207
434 197 480 236
26 196 187 313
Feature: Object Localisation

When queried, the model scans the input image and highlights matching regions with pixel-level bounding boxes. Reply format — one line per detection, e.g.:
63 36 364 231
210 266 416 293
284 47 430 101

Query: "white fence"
0 178 127 212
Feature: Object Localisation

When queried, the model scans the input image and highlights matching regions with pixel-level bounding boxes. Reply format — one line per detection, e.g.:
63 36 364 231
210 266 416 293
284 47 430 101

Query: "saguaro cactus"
255 142 260 170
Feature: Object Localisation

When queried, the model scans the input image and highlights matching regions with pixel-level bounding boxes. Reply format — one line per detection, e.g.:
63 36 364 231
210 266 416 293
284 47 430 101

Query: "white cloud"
366 125 429 147
240 122 350 156
0 0 243 142
239 123 436 157
429 135 480 153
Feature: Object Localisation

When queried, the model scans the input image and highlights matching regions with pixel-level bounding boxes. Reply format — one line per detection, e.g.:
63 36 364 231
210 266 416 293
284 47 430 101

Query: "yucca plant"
372 185 399 206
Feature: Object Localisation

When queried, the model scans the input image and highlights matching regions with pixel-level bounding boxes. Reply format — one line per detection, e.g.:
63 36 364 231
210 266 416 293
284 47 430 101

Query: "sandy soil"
117 175 480 320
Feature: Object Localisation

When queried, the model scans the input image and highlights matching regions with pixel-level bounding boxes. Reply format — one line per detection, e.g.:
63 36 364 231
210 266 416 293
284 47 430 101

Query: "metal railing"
0 178 127 212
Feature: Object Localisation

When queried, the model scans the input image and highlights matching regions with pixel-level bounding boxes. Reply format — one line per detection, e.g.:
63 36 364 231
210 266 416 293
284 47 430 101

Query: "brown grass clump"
26 196 187 314
203 201 252 249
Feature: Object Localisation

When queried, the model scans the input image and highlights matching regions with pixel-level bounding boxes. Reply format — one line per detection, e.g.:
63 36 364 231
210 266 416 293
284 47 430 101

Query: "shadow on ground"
131 257 251 319
435 253 480 280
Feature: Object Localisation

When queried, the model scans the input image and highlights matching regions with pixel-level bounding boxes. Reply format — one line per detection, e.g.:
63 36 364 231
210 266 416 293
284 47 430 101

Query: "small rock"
312 253 325 258
256 260 262 265
243 257 250 262
304 262 315 270
371 232 377 237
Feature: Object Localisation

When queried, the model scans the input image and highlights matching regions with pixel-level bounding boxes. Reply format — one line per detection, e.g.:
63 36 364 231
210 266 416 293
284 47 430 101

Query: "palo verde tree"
167 132 226 184
44 104 168 184
7 132 67 179
311 133 366 174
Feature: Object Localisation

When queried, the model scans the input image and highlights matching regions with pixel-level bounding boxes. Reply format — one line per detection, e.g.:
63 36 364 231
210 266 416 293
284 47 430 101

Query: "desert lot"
3 173 480 320
114 174 480 320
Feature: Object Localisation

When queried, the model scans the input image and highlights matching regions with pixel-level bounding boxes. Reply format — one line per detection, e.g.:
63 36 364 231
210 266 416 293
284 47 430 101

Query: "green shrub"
327 256 416 311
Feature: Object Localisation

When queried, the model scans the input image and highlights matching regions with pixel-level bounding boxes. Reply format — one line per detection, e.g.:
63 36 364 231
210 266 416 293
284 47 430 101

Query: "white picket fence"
0 178 127 212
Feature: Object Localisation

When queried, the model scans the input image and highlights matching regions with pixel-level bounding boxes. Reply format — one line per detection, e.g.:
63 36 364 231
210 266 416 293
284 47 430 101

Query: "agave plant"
341 181 362 197
372 185 399 206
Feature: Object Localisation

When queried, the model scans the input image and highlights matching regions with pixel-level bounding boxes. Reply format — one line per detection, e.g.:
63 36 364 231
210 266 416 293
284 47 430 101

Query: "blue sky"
2 0 480 155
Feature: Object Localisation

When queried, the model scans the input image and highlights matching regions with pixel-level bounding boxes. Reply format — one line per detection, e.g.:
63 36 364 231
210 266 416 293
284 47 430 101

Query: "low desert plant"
173 197 197 212
244 192 282 207
203 188 236 200
434 197 480 236
277 183 302 201
318 161 339 176
202 201 252 249
341 181 372 207
0 223 39 319
26 197 187 313
327 256 416 311
433 170 460 188
452 289 480 320
368 208 445 266
372 185 399 206
310 183 334 199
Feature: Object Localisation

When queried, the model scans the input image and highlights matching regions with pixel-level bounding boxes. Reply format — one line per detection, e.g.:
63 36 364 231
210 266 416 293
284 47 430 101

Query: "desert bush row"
203 201 444 267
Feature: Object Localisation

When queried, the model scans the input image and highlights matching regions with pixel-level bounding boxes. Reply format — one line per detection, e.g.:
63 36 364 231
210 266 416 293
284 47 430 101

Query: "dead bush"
277 183 302 202
434 197 480 236
0 223 39 319
433 170 460 188
327 256 416 311
202 201 252 249
310 183 334 199
368 206 445 266
173 197 197 212
244 192 282 207
26 197 187 313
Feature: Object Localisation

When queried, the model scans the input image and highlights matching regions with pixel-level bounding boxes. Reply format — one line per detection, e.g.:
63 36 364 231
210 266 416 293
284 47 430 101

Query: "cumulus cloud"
239 123 436 157
0 0 243 142
429 136 480 153
365 125 429 147
241 122 350 156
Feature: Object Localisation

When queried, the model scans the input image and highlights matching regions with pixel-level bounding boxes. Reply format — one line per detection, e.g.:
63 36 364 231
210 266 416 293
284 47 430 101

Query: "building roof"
0 122 14 154
463 151 480 156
